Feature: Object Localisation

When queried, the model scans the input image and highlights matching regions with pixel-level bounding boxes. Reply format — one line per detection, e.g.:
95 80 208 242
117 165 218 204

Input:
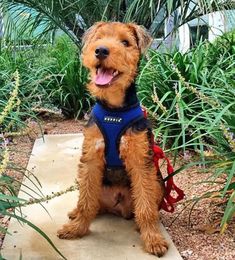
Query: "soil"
1 117 235 260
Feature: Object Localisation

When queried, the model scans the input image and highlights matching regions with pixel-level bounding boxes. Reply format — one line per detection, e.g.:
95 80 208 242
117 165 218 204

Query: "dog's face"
82 22 152 107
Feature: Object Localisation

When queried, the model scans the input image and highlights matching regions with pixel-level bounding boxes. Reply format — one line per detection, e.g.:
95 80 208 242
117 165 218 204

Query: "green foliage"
0 36 91 124
1 0 234 45
0 48 56 132
45 36 91 118
0 43 88 257
0 72 66 259
138 34 235 152
0 155 66 260
0 66 41 133
138 32 235 230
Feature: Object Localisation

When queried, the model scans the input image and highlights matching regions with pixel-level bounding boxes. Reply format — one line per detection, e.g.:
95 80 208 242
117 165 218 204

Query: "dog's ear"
128 24 152 54
82 22 105 47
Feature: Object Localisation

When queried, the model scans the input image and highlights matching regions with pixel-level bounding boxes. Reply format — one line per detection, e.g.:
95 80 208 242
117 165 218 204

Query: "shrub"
0 36 92 122
0 71 65 259
137 31 235 230
138 34 235 153
45 36 92 118
0 45 60 132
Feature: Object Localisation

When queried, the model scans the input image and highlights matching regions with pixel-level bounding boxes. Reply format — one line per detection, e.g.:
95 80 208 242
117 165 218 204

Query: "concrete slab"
2 134 182 260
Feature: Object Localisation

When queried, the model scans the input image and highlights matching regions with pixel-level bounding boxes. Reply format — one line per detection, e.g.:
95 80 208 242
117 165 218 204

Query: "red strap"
142 107 185 212
153 144 185 212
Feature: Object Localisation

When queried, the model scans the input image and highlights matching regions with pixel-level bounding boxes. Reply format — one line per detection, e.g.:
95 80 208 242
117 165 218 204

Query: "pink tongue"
95 68 114 86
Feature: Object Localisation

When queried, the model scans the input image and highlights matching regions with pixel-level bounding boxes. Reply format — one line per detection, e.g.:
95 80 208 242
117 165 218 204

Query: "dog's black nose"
95 46 109 59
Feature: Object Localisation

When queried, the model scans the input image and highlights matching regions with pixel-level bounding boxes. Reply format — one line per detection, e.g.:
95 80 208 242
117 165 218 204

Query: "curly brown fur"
57 22 168 256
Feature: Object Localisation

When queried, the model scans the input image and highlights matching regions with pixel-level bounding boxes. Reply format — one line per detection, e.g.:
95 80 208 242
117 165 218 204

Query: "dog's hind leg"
120 130 168 257
57 125 105 239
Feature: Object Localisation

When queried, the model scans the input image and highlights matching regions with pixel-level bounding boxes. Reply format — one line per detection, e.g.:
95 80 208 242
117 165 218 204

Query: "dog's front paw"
143 232 168 257
57 224 79 239
57 222 89 239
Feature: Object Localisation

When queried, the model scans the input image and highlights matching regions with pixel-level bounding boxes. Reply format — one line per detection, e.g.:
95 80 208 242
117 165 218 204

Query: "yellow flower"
172 63 219 107
151 84 167 114
0 140 10 176
203 150 215 157
0 70 20 126
220 124 235 152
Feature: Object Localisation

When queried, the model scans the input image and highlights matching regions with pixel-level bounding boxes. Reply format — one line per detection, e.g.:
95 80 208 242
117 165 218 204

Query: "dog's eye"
121 40 129 47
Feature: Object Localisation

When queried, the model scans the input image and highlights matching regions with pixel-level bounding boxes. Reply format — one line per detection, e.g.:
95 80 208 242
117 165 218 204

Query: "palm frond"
1 0 234 45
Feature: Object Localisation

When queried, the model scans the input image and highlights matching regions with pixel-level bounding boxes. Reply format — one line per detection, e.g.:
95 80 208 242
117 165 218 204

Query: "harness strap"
92 102 144 169
92 103 184 212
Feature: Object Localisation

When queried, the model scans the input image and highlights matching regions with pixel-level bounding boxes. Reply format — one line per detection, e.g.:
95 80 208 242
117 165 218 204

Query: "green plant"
0 49 58 132
138 32 235 230
0 36 91 120
46 36 92 118
1 1 234 46
0 71 66 259
138 36 235 151
190 125 235 233
200 124 235 233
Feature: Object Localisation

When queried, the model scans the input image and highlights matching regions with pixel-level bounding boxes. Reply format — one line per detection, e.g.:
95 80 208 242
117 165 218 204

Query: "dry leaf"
197 221 221 234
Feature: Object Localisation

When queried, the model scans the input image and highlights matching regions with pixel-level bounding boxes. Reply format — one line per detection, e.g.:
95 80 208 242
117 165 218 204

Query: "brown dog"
57 22 168 257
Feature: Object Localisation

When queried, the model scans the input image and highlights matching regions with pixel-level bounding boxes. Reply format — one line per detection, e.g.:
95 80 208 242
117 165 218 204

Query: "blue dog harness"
92 102 144 169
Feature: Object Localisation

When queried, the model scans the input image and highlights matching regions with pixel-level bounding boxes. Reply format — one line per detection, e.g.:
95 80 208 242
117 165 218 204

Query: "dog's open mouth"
95 66 119 87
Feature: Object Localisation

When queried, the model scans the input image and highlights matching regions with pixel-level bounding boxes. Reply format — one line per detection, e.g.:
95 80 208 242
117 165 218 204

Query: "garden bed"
1 118 234 260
